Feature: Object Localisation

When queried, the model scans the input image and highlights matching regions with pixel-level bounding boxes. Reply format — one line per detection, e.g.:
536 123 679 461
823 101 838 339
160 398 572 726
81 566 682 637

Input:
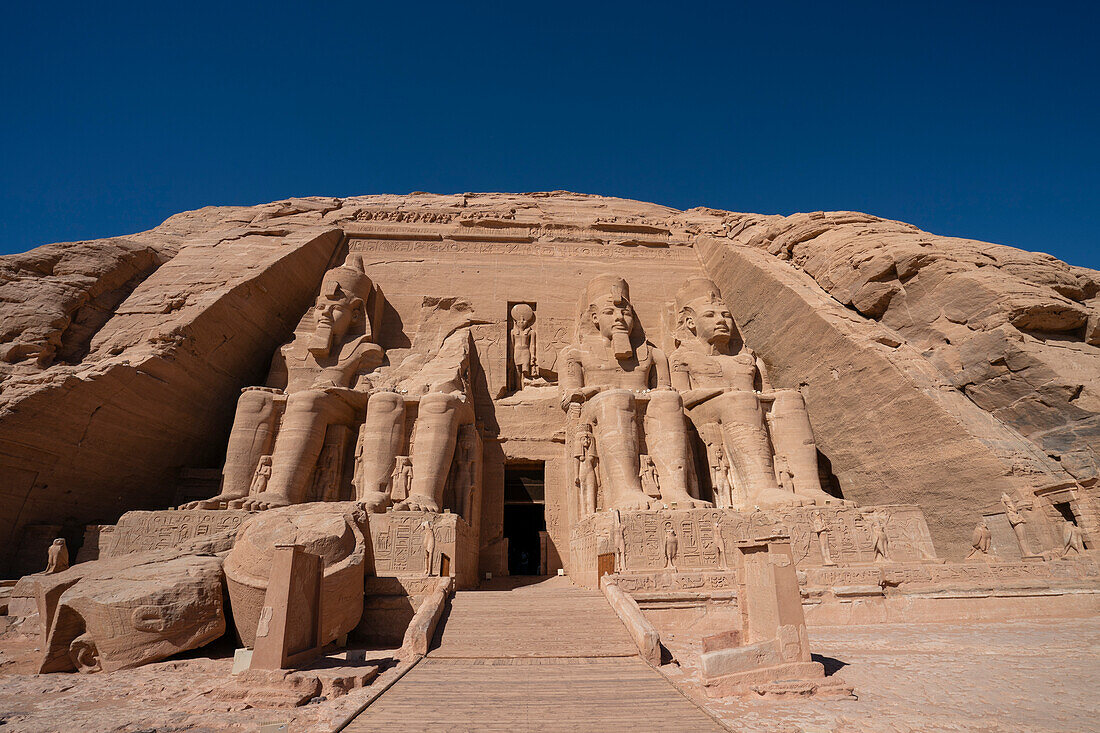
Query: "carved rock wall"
0 214 345 574
695 237 1079 556
710 211 1100 488
1 193 1096 569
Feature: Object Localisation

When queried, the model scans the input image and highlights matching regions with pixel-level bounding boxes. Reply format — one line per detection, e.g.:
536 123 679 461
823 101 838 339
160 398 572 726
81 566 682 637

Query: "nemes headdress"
674 278 724 327
576 274 632 338
318 253 375 338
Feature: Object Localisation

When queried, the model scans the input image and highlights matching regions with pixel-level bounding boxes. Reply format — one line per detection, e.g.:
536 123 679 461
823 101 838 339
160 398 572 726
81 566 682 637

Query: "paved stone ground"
346 576 726 732
663 618 1100 733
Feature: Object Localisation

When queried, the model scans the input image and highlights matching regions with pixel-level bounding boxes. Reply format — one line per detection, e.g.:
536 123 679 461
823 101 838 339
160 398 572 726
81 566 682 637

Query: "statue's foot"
240 492 292 511
610 492 654 512
179 493 246 510
660 492 714 509
359 490 392 514
395 493 440 512
751 489 809 508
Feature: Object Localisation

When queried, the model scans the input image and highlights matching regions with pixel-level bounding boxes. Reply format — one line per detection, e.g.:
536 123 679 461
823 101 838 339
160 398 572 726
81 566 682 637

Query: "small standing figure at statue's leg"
575 425 599 517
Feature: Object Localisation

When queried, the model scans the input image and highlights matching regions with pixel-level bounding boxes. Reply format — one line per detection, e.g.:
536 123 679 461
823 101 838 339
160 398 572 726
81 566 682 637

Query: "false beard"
611 332 633 361
309 324 334 356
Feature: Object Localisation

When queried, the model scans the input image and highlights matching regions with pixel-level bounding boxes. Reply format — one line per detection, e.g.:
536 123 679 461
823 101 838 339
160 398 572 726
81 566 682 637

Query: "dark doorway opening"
1054 502 1077 525
504 463 546 576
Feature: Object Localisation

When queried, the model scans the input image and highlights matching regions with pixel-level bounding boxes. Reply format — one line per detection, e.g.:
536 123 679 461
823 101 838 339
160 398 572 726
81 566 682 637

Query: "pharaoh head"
675 278 734 351
311 254 374 356
580 275 637 360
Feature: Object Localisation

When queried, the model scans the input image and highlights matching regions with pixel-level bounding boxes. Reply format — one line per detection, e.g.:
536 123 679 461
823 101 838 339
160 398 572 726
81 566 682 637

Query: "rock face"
1 193 1097 563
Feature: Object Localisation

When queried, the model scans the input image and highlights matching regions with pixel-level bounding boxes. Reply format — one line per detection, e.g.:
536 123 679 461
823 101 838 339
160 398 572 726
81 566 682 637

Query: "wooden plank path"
344 576 726 732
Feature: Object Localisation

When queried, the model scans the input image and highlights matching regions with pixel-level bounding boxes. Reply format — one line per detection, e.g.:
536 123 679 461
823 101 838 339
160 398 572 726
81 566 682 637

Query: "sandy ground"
663 618 1100 733
1 617 1097 732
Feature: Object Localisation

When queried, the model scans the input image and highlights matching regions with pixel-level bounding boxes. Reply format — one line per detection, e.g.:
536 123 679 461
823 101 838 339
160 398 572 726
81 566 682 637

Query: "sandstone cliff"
1 193 1095 569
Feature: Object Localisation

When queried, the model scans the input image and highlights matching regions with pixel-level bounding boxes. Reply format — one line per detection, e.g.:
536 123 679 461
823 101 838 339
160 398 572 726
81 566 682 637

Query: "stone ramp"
343 576 726 732
430 575 637 658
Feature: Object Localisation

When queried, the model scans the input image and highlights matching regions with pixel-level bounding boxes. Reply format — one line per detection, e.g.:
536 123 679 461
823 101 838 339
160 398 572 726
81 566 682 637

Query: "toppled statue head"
311 254 375 356
580 275 636 360
675 278 734 351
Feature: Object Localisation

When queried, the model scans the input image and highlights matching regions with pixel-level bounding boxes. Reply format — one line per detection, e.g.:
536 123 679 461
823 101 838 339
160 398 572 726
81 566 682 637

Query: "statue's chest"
583 351 652 388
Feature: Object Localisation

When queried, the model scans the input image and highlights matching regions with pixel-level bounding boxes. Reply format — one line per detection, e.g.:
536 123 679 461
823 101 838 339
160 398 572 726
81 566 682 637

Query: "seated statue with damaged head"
559 274 711 511
670 277 842 508
183 253 383 510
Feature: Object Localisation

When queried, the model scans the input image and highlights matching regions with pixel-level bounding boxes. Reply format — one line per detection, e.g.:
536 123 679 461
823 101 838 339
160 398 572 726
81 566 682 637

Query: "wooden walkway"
344 576 725 732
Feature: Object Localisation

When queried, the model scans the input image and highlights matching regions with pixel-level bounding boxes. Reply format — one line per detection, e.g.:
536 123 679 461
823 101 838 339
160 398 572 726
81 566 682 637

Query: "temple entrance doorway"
504 462 546 575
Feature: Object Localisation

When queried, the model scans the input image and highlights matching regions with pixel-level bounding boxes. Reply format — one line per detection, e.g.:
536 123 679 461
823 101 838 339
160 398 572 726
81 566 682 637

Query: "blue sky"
2 2 1097 267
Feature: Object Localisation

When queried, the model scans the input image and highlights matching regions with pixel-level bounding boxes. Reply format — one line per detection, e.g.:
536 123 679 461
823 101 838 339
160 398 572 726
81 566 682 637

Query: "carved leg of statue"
769 390 848 506
645 389 711 508
707 391 805 508
184 389 282 509
585 389 651 511
399 392 468 512
356 392 406 512
244 390 353 510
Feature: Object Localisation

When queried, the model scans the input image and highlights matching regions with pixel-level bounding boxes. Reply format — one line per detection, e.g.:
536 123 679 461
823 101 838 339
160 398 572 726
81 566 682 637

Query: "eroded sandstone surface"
1 192 1097 570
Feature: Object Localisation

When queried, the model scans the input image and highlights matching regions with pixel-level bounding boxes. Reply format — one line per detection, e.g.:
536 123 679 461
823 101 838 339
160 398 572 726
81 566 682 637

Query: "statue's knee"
770 389 806 409
591 388 635 412
367 391 404 417
287 390 327 414
237 389 274 415
647 388 685 413
419 392 460 417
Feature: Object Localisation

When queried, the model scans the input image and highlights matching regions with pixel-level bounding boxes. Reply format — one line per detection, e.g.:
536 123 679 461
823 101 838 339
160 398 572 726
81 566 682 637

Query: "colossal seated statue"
559 275 711 511
670 278 841 508
352 313 476 514
184 254 384 511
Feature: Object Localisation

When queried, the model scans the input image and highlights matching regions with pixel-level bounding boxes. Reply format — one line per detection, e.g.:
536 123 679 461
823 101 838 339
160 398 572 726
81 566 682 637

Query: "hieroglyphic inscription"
102 511 249 558
369 512 475 581
612 571 740 594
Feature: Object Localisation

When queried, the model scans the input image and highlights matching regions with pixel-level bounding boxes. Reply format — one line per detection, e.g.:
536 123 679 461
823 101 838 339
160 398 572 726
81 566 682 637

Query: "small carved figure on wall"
640 455 661 499
812 512 835 566
575 424 599 517
614 511 627 570
1062 521 1085 557
871 516 890 562
664 522 679 570
966 519 994 561
45 538 68 574
422 519 436 575
1000 492 1035 557
510 303 538 389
